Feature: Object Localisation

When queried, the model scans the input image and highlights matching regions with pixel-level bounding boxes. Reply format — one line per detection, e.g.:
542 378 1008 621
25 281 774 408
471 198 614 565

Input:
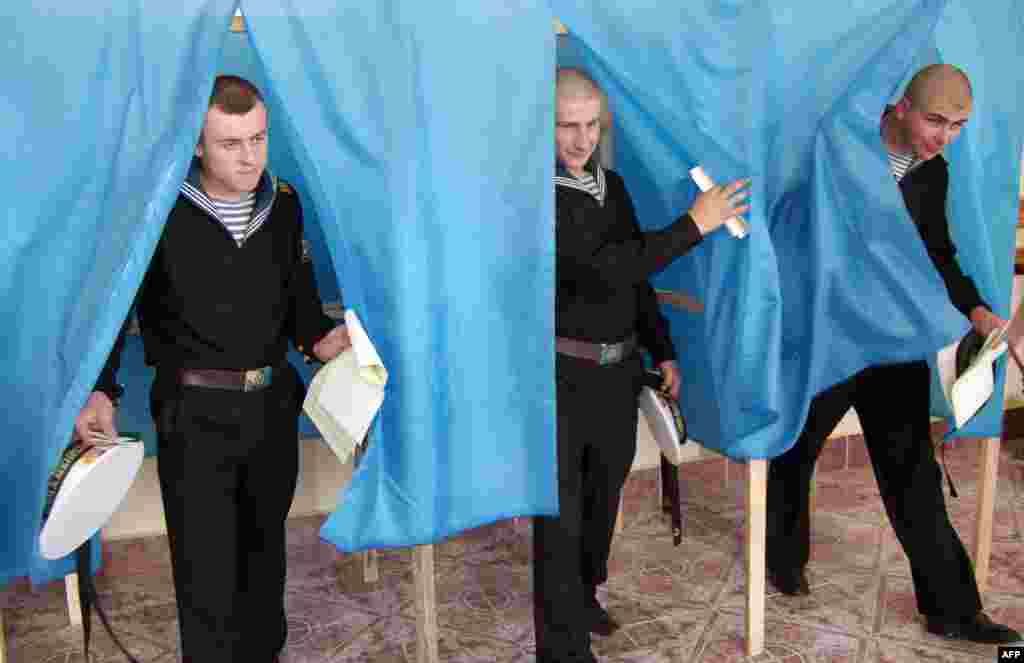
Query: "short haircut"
208 75 265 115
556 67 602 101
904 63 972 112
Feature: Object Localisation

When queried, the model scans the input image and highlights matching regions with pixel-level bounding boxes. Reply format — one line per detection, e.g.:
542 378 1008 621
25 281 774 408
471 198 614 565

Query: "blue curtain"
237 0 557 551
927 2 1024 436
3 0 1021 586
1 1 237 585
552 0 1024 458
2 0 557 585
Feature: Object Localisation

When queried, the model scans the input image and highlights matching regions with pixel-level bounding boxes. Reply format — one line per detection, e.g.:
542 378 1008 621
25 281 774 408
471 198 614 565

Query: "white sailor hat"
638 386 689 466
40 436 144 560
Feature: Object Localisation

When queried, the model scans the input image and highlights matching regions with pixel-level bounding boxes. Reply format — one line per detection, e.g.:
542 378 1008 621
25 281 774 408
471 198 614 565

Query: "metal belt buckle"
599 342 623 365
243 367 270 392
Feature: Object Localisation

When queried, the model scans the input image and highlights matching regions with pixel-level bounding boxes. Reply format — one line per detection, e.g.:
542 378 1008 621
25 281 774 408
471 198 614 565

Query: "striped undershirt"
554 163 607 206
888 150 923 182
576 172 603 201
209 192 256 245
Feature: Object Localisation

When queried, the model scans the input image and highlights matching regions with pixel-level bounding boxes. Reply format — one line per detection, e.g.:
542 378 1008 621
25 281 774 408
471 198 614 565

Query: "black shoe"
586 601 620 637
584 587 620 637
767 567 810 596
926 611 1022 644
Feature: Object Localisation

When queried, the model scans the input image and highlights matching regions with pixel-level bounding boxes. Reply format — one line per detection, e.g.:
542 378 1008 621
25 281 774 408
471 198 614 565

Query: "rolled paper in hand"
689 165 749 239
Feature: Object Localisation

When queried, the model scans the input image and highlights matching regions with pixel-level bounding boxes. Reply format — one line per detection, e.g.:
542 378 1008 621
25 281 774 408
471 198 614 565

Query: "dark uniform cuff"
296 318 341 360
93 383 124 407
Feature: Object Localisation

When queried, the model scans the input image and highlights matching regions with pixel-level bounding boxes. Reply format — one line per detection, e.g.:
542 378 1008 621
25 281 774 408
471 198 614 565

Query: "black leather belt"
555 335 637 365
177 366 274 392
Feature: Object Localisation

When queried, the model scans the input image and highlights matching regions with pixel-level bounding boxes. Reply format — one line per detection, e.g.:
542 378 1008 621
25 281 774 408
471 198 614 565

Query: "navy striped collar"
555 159 607 206
179 159 277 245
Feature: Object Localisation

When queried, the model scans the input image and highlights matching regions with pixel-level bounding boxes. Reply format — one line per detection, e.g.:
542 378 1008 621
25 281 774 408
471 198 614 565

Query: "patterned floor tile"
860 637 993 662
802 513 885 572
720 563 881 637
809 471 888 525
876 574 999 659
691 612 862 662
592 607 711 660
4 443 1023 663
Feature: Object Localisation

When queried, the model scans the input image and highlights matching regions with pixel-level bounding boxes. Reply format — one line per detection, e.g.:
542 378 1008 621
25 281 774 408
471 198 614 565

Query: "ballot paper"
303 310 388 464
937 325 1007 429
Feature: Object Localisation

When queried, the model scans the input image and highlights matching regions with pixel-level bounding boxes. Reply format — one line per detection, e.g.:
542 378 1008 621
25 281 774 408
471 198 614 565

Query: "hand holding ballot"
688 166 751 238
938 326 1007 429
969 305 1008 338
936 301 1024 430
312 323 352 361
303 310 388 465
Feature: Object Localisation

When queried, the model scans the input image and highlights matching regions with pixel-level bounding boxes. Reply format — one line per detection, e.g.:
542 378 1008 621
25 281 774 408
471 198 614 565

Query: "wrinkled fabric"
1 1 236 585
236 0 557 551
552 0 1023 458
2 0 557 585
4 1 1021 586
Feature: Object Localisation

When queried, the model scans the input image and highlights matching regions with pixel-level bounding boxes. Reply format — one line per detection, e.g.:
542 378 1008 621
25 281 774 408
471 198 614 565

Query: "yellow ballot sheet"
303 310 388 464
937 326 1007 429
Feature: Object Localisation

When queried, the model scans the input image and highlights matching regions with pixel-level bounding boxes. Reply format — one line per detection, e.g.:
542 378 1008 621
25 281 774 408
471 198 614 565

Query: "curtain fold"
3 1 1021 585
551 0 1023 457
1 1 237 585
240 0 557 551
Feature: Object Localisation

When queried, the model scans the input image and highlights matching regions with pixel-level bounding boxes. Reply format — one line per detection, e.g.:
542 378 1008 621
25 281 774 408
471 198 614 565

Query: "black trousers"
151 363 303 663
533 353 642 663
766 360 982 618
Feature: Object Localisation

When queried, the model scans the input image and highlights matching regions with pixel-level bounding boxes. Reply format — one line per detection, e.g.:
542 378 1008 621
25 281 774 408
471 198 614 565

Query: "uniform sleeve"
556 172 703 286
93 323 128 399
94 271 150 400
917 165 987 317
285 191 337 356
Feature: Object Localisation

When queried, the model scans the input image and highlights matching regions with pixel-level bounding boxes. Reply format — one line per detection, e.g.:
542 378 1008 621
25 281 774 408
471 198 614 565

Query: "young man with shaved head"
534 67 750 663
74 75 351 662
766 64 1020 644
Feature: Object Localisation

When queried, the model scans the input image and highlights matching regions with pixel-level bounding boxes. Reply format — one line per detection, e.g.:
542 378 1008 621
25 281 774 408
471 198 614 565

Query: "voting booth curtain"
1 0 556 585
2 0 238 585
2 0 1021 586
552 0 1023 457
240 1 558 554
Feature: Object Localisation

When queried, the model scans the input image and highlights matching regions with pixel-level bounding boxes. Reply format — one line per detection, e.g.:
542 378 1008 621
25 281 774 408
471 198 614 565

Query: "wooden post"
807 465 818 515
745 460 767 657
361 550 379 584
412 545 439 663
65 573 82 627
973 437 1000 592
1 605 7 663
656 465 664 513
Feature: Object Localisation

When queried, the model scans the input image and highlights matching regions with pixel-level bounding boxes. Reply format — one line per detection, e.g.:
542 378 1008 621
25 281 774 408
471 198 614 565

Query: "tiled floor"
3 439 1023 662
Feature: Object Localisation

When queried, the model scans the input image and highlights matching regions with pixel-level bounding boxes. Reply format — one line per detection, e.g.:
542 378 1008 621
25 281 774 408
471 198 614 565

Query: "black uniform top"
898 154 986 317
95 163 335 395
555 163 703 364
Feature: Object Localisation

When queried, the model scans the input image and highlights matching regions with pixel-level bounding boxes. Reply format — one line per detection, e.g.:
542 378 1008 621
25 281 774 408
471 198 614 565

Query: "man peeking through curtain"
74 75 351 663
766 63 1020 645
534 67 750 663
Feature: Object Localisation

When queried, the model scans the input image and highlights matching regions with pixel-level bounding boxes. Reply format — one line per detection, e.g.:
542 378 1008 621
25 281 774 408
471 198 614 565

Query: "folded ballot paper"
937 325 1007 429
303 310 388 464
